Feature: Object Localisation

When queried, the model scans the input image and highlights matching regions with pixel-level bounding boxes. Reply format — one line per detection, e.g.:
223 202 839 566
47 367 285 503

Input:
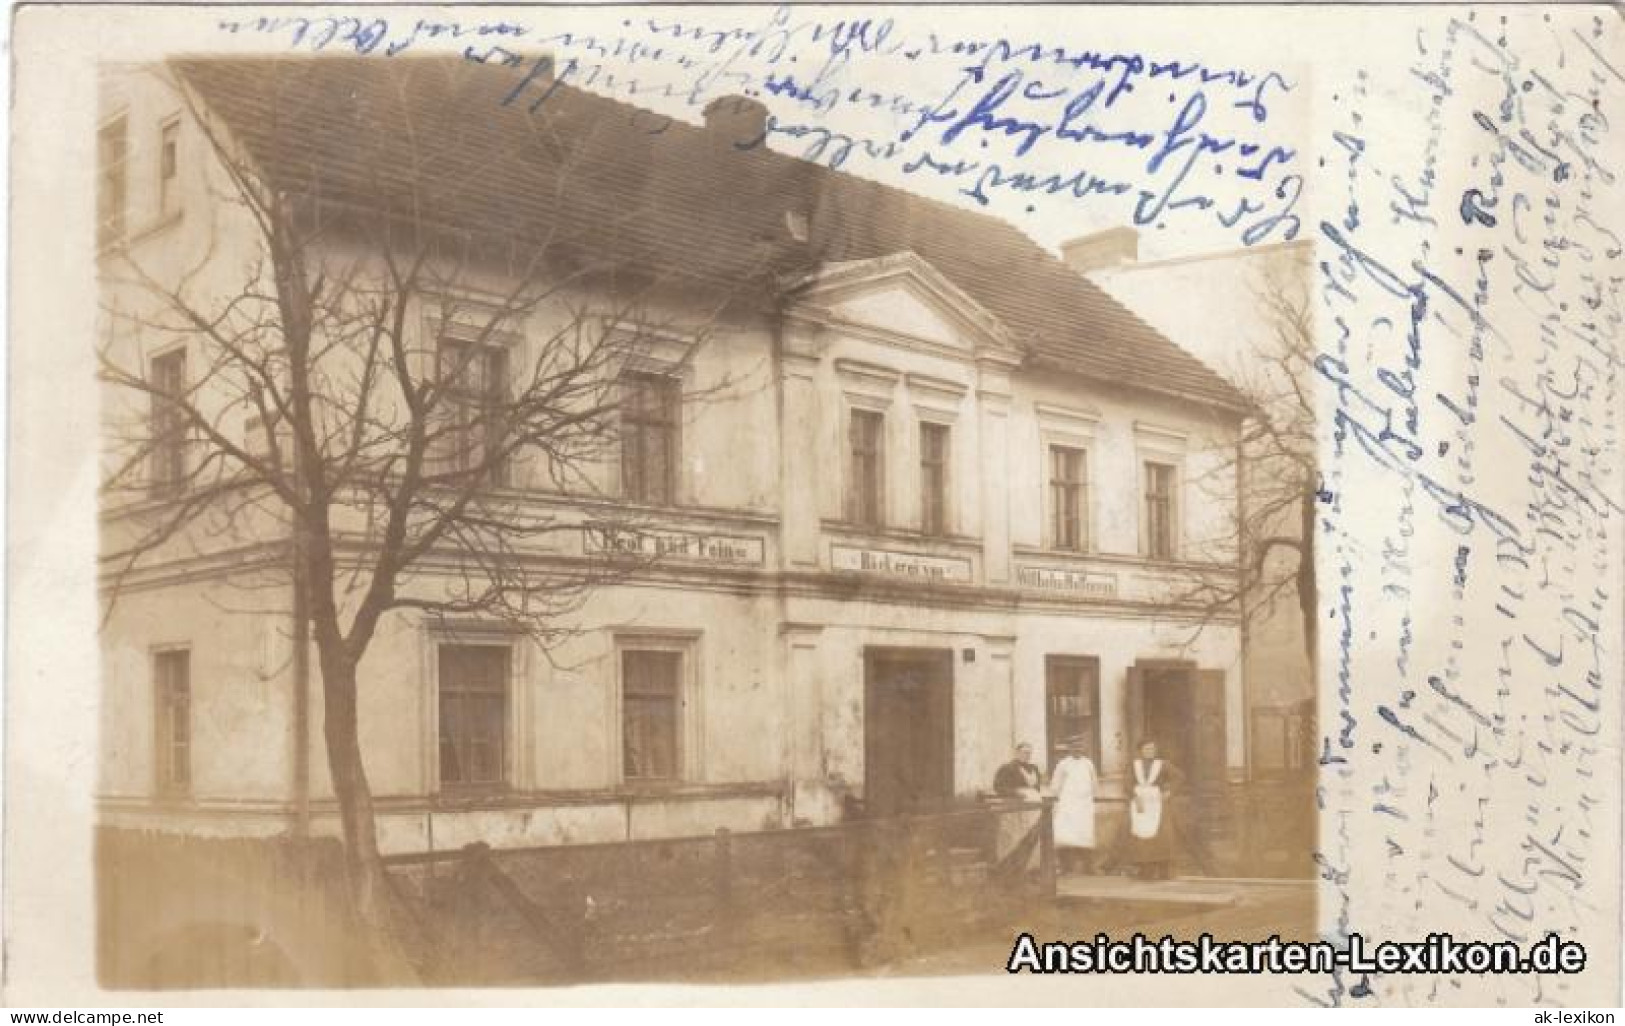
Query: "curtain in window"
439 645 508 786
621 373 678 504
622 650 680 779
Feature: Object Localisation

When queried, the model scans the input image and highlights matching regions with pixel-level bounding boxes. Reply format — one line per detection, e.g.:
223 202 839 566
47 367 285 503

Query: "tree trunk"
317 647 386 918
314 639 414 981
1297 487 1318 675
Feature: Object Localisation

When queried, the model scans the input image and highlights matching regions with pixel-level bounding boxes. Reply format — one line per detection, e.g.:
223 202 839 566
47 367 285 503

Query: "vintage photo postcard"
4 1 1621 1008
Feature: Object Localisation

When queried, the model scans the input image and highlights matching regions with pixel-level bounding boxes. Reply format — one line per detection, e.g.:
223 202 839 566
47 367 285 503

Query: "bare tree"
97 62 754 952
1176 273 1318 674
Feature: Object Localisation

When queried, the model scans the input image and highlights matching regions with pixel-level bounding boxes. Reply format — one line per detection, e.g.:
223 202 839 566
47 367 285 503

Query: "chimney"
1060 227 1140 275
702 95 771 149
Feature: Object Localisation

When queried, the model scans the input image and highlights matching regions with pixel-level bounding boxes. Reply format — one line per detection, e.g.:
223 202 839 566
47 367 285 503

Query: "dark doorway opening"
1141 665 1194 771
1126 661 1227 838
863 647 955 817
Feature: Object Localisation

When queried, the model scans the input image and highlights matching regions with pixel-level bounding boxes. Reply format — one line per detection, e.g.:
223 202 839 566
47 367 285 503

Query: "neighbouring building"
97 57 1252 856
1078 232 1317 781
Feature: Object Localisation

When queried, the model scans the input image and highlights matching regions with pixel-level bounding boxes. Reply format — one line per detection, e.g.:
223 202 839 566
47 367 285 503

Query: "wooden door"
864 649 954 816
1124 664 1145 771
1191 668 1228 834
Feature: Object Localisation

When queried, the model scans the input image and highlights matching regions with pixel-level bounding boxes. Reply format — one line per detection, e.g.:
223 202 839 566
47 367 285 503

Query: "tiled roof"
175 57 1244 411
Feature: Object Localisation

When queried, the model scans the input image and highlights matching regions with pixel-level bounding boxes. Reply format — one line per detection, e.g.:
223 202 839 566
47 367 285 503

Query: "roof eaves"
1025 352 1249 418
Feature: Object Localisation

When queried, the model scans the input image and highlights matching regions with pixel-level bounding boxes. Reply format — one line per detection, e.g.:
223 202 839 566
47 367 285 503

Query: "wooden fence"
97 802 1054 987
384 801 1054 984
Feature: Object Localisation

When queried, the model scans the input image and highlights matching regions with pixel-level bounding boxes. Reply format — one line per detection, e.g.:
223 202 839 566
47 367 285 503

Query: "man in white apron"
1048 737 1099 874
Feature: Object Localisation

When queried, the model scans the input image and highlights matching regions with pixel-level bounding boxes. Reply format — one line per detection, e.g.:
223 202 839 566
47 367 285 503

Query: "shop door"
1125 662 1227 831
863 647 955 816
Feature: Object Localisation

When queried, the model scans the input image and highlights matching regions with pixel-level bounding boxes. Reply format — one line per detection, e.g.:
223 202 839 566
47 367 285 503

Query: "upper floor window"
438 643 509 788
437 335 509 485
149 348 187 496
621 372 679 504
919 421 950 536
158 117 181 219
245 411 283 472
849 408 885 527
154 649 191 796
1144 460 1178 560
98 115 128 249
1049 445 1088 551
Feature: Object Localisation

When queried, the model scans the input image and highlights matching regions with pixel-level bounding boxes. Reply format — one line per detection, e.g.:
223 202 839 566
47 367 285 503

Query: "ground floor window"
622 647 684 782
154 648 191 795
1251 700 1315 779
1045 655 1100 768
438 644 510 788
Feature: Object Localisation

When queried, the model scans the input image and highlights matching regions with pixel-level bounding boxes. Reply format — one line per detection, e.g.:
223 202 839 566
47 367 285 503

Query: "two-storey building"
98 56 1249 855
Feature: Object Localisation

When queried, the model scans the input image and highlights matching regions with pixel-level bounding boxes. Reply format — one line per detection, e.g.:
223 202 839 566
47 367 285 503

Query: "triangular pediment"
782 251 1016 357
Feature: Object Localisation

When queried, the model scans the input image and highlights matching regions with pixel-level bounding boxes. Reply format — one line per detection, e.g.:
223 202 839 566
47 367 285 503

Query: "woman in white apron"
1125 739 1184 880
1048 737 1098 873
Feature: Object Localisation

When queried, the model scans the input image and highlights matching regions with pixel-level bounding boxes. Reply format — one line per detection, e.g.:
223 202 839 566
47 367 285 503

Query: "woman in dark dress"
1124 739 1185 880
992 742 1042 800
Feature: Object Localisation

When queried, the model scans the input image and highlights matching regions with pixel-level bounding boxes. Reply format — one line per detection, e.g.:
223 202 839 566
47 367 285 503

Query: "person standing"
1124 739 1184 880
993 742 1042 800
1048 737 1099 874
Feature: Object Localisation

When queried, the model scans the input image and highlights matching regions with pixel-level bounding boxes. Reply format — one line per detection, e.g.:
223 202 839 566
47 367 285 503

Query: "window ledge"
435 784 512 799
540 491 780 526
821 520 984 549
128 209 184 246
1013 544 1097 559
409 780 787 811
1012 544 1229 574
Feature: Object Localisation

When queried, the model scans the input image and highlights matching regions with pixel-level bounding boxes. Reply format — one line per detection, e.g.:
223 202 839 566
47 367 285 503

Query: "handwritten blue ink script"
1310 7 1623 1008
216 5 1304 250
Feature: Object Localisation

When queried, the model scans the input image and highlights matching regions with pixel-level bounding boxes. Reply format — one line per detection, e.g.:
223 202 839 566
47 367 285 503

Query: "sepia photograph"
92 47 1316 989
5 1 1622 1009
